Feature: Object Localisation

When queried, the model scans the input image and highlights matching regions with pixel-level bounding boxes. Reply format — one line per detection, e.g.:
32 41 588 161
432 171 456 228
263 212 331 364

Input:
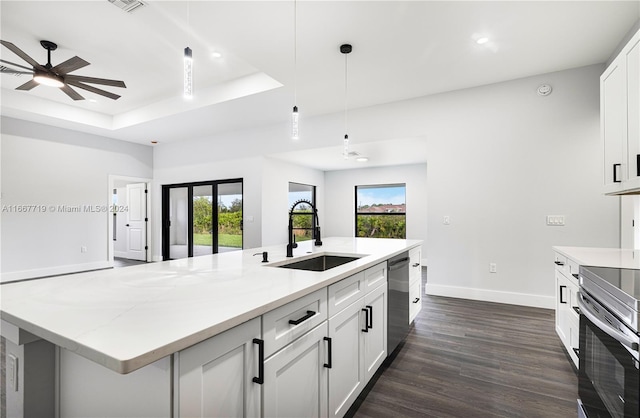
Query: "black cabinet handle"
412 263 420 268
252 338 264 384
554 261 565 266
289 310 315 326
572 273 579 279
559 285 567 304
366 305 373 329
637 155 640 177
323 337 332 368
362 308 369 332
413 298 420 303
573 306 581 315
572 347 580 358
614 163 621 183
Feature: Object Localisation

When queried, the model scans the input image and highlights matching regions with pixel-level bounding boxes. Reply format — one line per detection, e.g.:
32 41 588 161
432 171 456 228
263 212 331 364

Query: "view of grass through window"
192 183 243 249
289 182 316 242
356 184 406 239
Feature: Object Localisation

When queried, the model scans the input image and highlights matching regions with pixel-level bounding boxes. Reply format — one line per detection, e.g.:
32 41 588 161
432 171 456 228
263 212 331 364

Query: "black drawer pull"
366 305 373 329
362 308 369 333
573 306 581 315
413 297 420 303
252 338 264 384
288 310 315 326
554 261 565 266
572 347 579 358
572 274 579 280
323 337 332 368
559 285 567 304
614 163 621 183
412 263 420 267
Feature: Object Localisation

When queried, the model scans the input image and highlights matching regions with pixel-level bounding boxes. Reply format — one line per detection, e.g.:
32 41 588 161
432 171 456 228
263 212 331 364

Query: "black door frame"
162 178 243 260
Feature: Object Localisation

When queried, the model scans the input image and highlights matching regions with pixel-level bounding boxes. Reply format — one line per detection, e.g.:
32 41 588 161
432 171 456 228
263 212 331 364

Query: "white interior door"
125 183 147 261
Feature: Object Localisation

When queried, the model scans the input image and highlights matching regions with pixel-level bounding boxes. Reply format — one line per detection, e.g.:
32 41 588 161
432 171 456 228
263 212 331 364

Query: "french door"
162 179 243 260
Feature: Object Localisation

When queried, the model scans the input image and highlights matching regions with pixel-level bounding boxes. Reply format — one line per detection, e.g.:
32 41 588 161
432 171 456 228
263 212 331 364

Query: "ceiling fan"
0 39 126 101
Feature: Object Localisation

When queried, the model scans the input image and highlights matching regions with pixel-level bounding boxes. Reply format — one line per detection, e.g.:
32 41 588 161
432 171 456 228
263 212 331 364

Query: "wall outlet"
8 354 18 391
489 263 497 273
443 215 451 225
81 246 87 253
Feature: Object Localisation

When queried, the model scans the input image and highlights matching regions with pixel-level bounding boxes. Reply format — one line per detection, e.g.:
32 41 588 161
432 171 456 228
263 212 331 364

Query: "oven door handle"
578 291 639 353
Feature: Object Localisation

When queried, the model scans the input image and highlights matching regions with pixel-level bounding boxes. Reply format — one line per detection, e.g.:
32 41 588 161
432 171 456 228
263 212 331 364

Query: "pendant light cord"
294 0 297 105
344 51 348 133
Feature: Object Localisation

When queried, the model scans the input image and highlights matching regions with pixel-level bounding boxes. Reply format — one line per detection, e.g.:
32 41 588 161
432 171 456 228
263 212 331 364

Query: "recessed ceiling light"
476 37 489 45
211 51 223 59
355 157 369 162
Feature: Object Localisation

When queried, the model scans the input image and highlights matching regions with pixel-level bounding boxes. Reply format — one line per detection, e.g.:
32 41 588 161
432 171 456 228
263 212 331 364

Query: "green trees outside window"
356 184 406 239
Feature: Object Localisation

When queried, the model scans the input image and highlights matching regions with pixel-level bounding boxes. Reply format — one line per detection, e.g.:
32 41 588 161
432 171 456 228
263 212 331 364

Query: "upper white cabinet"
602 28 640 195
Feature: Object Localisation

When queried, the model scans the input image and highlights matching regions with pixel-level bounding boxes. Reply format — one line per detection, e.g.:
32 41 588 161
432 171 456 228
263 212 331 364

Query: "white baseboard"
425 283 555 310
1 261 113 283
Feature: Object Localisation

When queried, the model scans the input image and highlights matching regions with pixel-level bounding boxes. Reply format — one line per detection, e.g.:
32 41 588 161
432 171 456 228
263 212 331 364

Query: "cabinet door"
176 317 261 418
263 323 328 418
601 56 627 192
327 298 365 418
555 270 570 344
363 283 387 382
625 36 640 188
409 278 422 324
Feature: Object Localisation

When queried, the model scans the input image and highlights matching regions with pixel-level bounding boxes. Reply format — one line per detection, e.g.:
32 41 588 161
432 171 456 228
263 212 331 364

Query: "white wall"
419 65 619 308
324 164 428 254
1 117 153 281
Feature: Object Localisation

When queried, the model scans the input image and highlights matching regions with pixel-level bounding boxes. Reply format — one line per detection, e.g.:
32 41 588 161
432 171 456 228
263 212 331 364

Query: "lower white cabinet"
263 322 329 418
408 246 422 323
175 317 261 418
327 267 388 418
554 252 580 369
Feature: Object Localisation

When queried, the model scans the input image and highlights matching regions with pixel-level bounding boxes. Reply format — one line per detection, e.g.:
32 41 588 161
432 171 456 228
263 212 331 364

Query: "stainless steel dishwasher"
387 251 410 354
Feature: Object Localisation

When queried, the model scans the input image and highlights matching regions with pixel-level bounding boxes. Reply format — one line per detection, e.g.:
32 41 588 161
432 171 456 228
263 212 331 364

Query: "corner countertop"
0 237 421 374
553 246 640 269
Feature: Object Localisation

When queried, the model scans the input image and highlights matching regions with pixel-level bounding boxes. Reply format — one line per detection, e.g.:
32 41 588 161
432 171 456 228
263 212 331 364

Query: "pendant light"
340 44 352 158
291 0 299 140
183 2 193 99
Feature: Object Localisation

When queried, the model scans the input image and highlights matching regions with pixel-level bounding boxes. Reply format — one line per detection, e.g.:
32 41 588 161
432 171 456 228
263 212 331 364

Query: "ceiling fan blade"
65 74 126 88
66 79 121 100
16 78 39 91
0 40 45 71
51 56 89 75
0 68 33 75
0 59 34 72
60 84 84 101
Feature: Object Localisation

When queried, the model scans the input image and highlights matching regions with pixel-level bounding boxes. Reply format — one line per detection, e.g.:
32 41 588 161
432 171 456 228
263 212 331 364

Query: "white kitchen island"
1 237 421 418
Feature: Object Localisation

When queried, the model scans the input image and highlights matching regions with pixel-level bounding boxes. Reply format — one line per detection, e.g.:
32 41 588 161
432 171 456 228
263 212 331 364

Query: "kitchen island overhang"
1 237 421 374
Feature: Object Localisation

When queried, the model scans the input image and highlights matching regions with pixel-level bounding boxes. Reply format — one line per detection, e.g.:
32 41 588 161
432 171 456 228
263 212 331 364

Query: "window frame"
354 183 406 239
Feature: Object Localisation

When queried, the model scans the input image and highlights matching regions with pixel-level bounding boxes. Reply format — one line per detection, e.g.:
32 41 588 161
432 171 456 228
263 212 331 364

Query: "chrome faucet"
287 199 322 257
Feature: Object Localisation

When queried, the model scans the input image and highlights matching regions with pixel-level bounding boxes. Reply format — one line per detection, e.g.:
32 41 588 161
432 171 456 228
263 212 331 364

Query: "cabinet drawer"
409 247 422 282
328 271 365 318
409 278 422 324
364 262 387 293
553 252 569 275
263 288 328 358
568 259 580 281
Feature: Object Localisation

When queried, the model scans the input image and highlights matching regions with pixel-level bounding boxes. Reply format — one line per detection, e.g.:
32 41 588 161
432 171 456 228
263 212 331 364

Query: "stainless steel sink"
273 254 361 272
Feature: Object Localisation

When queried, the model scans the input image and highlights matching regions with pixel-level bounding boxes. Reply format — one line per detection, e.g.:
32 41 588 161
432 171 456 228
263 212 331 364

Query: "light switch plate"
546 215 565 226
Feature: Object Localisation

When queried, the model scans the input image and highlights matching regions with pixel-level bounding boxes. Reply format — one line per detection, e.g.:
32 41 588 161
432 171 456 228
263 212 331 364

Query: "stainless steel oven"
578 266 640 418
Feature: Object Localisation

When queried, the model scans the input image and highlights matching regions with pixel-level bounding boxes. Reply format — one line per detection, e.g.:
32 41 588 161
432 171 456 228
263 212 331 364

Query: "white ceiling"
1 1 639 167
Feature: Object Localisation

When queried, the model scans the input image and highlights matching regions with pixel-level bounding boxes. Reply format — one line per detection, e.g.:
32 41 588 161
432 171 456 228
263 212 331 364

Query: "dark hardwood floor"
353 270 578 418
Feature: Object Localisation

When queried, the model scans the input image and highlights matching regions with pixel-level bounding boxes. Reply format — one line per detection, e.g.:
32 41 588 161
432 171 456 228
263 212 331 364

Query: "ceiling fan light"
33 72 64 88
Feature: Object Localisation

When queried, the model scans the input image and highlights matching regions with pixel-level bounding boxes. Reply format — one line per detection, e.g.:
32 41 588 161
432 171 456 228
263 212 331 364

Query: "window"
355 184 406 239
289 182 316 242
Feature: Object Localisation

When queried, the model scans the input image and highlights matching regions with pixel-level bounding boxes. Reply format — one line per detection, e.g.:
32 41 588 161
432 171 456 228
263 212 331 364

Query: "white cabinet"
326 263 387 418
554 252 580 369
409 246 422 323
602 28 640 194
175 317 261 418
263 323 329 418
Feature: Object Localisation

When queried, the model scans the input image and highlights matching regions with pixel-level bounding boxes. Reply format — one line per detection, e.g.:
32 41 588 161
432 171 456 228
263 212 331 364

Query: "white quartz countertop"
1 237 420 374
553 246 640 269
